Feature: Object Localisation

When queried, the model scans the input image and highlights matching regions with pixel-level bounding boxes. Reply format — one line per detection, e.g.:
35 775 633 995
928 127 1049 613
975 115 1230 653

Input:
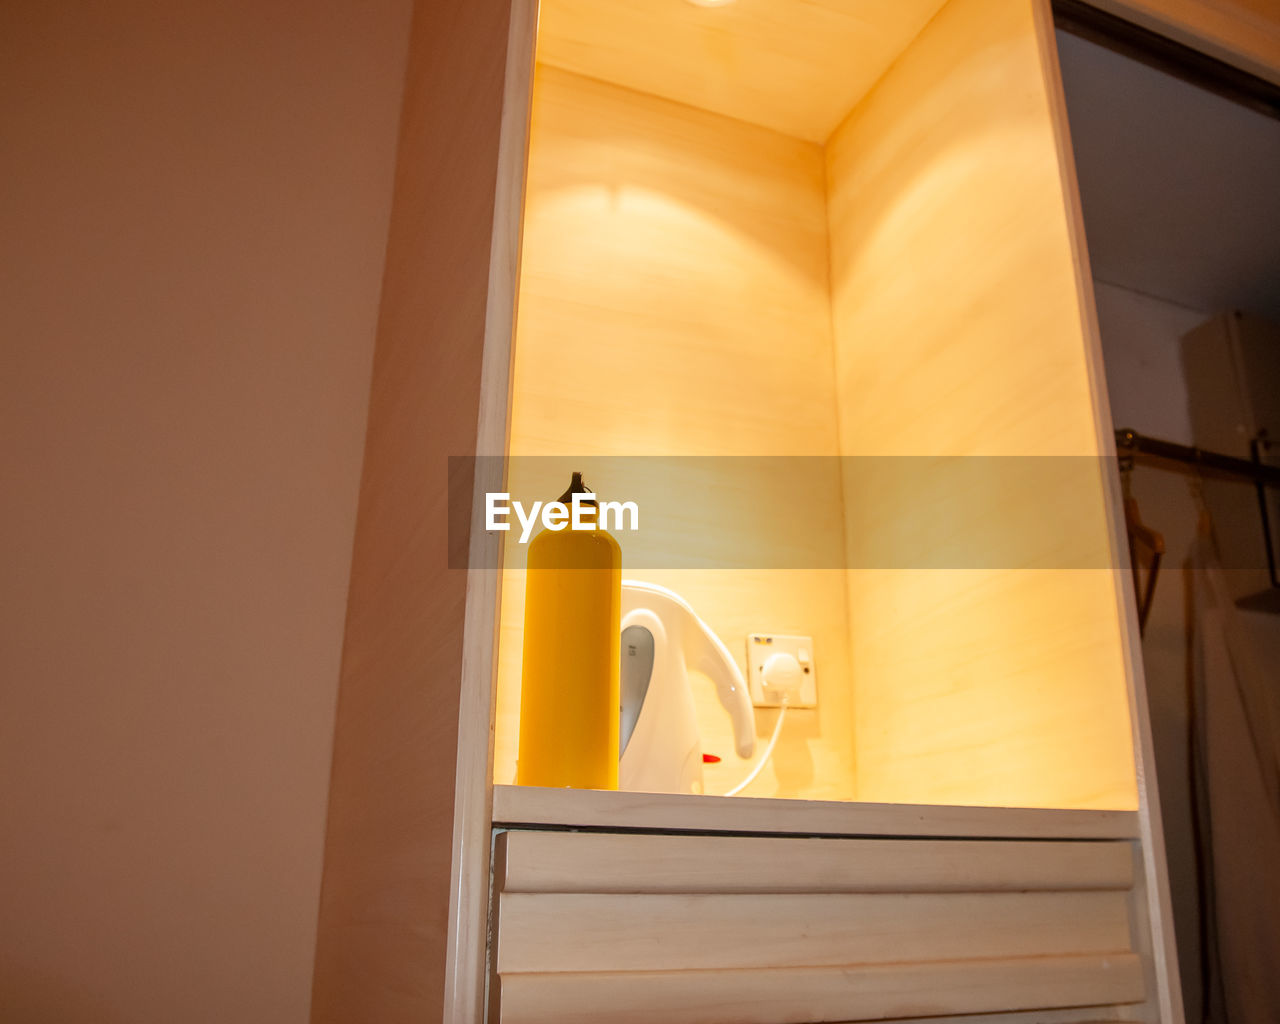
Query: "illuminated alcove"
491 0 1139 811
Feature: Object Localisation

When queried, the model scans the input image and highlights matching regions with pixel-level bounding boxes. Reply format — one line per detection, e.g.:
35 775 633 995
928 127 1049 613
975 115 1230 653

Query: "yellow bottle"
517 473 621 789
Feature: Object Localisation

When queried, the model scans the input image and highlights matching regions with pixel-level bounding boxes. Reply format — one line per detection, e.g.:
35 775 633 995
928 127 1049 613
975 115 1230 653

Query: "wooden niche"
494 0 1139 812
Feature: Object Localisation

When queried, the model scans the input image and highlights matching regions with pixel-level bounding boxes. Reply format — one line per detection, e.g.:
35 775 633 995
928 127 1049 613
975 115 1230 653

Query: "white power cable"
723 650 803 797
723 698 788 797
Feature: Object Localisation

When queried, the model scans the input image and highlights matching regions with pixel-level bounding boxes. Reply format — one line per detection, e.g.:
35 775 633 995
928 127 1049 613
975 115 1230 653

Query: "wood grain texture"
494 65 855 801
494 830 1135 893
535 0 948 142
445 1 539 1020
308 0 524 1021
1094 0 1280 85
495 890 1133 973
825 0 1139 810
821 1013 1133 1024
490 784 1142 837
496 954 1145 1024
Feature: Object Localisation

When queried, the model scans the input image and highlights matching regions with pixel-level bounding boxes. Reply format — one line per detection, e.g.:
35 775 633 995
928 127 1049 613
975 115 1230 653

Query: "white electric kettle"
619 580 755 794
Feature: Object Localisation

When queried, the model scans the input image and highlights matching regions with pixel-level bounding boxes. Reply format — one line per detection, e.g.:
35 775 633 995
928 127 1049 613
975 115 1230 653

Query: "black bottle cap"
557 471 597 506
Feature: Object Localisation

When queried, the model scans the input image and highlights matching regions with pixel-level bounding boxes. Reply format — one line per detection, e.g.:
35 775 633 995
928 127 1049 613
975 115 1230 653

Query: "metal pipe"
1114 428 1280 487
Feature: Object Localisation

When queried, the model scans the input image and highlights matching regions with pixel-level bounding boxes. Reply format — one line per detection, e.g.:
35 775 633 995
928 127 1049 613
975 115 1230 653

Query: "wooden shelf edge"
490 785 1141 840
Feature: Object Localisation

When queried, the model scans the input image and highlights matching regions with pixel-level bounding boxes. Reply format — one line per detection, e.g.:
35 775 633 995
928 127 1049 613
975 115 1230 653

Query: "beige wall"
0 3 411 1021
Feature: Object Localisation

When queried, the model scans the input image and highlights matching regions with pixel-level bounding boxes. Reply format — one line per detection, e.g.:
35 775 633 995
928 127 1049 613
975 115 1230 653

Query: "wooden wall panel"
535 0 947 141
309 0 530 1021
825 0 1139 810
494 66 855 801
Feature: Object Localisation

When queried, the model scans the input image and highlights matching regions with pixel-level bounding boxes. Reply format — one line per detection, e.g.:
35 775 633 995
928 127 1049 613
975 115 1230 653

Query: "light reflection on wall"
498 64 855 801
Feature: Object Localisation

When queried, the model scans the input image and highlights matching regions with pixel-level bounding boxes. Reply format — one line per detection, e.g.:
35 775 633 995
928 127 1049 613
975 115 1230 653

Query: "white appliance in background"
618 580 755 794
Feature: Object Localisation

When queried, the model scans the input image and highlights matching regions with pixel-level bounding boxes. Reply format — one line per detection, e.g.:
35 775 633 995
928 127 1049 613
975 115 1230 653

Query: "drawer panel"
490 830 1145 1024
496 890 1132 973
496 830 1135 893
497 954 1144 1024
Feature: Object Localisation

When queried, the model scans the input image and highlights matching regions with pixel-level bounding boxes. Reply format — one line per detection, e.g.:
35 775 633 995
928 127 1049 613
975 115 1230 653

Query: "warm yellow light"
686 0 736 7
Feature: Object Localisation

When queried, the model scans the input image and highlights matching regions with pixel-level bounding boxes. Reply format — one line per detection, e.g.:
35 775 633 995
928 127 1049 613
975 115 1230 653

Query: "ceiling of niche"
535 0 948 142
1056 29 1280 324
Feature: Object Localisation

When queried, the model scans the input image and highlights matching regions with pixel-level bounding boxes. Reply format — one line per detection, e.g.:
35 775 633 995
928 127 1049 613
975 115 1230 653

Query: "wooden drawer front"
491 831 1144 1024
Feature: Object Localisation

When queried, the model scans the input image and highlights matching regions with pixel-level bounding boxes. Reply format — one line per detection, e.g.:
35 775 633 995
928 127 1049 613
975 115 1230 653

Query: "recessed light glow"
686 0 736 7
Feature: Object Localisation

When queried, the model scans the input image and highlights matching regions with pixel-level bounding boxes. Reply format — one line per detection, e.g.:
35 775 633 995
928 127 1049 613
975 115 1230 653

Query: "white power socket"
746 633 817 708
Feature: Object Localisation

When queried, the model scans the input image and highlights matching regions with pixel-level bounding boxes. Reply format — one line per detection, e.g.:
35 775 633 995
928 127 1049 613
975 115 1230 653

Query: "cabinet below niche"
488 796 1149 1024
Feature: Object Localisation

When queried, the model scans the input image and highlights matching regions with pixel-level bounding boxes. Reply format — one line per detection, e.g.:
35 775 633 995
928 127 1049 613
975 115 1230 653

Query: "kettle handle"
686 618 755 759
619 608 662 756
